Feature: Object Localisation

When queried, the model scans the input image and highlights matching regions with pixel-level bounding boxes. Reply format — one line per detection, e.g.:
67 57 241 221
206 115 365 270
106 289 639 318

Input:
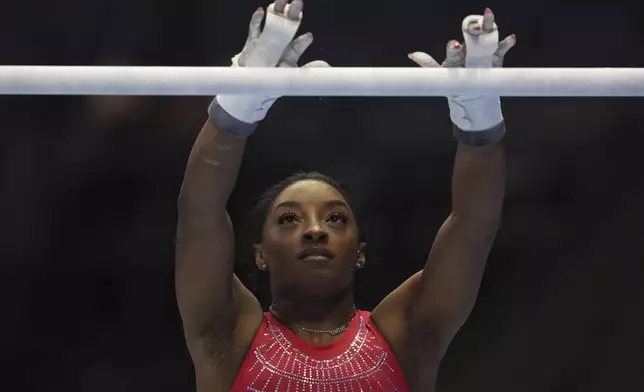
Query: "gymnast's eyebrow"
325 200 348 209
275 201 300 211
274 200 348 211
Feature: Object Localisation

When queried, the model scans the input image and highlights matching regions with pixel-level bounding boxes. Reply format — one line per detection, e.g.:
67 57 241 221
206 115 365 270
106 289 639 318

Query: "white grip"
461 15 499 68
448 95 503 131
245 3 302 67
216 2 303 123
450 14 503 131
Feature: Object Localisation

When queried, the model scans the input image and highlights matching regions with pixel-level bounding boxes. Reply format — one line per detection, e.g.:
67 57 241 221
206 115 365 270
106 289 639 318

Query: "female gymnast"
175 1 515 390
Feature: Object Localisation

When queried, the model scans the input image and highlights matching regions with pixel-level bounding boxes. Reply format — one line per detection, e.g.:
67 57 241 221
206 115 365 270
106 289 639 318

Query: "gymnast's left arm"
371 8 516 378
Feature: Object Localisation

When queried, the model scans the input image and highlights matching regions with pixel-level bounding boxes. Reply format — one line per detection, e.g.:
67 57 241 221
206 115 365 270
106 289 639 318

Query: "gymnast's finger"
465 16 482 36
274 0 287 14
443 40 464 67
301 60 331 68
289 32 314 57
287 0 303 21
280 33 314 67
482 8 494 33
248 7 265 39
496 34 517 57
407 52 440 68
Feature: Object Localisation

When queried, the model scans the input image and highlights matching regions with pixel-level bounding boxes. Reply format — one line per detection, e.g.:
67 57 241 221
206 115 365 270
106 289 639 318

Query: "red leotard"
230 309 410 391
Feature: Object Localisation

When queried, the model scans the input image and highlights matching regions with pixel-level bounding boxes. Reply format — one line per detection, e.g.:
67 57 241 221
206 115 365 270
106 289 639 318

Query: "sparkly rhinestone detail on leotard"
232 310 409 392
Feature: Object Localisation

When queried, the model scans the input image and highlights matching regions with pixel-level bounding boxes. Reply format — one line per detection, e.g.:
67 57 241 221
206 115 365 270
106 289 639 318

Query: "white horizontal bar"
0 66 642 96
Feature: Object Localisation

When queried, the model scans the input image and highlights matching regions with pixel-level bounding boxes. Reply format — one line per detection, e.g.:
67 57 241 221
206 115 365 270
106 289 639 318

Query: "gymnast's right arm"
175 0 327 386
176 114 257 352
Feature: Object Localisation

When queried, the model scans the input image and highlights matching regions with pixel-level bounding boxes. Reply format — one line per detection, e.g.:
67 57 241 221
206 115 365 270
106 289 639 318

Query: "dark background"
2 0 644 391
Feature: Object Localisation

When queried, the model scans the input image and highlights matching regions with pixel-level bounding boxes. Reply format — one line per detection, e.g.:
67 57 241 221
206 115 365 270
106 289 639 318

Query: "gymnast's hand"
409 8 516 133
211 0 330 136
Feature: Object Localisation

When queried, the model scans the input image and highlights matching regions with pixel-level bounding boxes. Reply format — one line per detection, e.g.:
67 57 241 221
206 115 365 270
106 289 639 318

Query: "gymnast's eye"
278 212 299 224
327 212 349 224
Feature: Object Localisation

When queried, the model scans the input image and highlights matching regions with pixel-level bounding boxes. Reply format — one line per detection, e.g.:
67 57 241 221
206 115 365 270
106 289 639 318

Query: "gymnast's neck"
270 284 356 332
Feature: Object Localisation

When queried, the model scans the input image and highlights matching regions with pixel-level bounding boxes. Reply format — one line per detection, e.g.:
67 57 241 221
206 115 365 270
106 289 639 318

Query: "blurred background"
1 0 644 391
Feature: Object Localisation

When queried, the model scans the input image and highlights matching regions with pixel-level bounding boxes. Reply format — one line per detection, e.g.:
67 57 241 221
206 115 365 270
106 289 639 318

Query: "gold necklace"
269 305 357 336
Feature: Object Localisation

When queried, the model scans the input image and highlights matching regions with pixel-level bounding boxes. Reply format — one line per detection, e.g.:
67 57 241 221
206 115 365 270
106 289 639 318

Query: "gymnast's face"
254 180 366 296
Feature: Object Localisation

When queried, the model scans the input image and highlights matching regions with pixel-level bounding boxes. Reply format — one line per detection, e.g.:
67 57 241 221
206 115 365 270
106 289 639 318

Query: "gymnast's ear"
253 244 268 271
356 242 367 269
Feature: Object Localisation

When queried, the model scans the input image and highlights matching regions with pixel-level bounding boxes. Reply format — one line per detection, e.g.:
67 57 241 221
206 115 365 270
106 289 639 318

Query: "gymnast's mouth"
297 247 335 260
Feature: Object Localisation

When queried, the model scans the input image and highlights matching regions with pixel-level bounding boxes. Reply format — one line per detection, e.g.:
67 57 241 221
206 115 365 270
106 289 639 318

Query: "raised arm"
407 7 516 344
175 0 328 375
176 118 251 344
371 8 516 386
